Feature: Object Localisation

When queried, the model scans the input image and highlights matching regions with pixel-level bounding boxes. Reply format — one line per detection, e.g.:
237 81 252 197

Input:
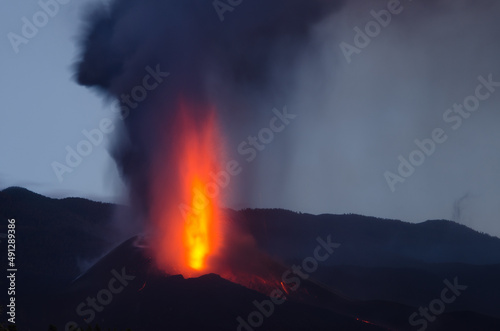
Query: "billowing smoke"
76 0 500 247
75 0 346 272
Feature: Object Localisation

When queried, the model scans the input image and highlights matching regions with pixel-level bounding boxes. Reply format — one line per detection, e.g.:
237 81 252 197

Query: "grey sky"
0 0 123 201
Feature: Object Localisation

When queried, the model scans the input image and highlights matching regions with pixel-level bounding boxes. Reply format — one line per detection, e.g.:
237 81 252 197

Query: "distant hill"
230 208 500 266
0 187 119 284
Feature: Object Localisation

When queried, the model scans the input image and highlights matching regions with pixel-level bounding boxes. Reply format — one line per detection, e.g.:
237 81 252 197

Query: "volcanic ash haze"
75 0 500 275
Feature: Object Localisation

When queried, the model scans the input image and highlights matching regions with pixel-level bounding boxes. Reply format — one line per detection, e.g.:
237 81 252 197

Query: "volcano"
51 236 389 331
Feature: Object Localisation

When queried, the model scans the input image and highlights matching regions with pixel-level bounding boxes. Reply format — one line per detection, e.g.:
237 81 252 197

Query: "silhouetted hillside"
0 187 118 284
0 187 126 327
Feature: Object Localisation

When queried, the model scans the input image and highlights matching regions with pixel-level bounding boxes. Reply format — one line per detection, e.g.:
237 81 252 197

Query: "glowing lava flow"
151 99 225 277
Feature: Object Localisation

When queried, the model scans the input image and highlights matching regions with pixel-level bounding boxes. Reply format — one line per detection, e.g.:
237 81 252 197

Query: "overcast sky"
1 0 500 238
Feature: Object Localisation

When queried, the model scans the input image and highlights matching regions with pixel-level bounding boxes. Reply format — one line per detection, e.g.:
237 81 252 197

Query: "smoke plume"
75 0 345 229
75 0 500 242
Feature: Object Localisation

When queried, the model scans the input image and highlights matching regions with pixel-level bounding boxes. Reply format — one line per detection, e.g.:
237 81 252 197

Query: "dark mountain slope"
230 208 500 266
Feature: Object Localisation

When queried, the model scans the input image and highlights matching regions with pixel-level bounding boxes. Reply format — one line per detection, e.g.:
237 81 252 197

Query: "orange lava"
182 179 216 271
151 99 225 277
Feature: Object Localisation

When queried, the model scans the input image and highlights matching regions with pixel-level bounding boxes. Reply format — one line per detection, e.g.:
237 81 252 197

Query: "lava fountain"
150 98 226 277
148 99 293 293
